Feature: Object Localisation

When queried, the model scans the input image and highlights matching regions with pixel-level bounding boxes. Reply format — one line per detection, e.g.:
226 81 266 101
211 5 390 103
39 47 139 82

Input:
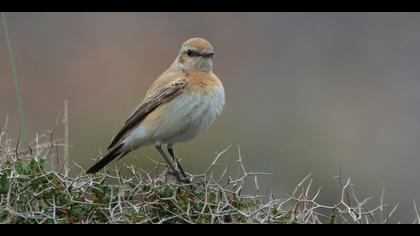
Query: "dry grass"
0 116 416 224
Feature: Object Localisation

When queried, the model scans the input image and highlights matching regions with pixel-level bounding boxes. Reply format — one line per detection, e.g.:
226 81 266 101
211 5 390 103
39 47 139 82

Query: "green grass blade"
1 12 27 145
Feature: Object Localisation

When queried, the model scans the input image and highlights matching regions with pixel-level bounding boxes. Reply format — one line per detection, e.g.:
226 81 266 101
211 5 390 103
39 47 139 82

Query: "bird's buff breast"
128 83 225 147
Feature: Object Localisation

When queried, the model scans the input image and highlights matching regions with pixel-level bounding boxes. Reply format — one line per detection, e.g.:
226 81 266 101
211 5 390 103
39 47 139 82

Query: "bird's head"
174 37 215 72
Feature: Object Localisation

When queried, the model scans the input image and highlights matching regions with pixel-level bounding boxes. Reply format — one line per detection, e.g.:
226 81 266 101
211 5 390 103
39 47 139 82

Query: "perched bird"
86 37 225 183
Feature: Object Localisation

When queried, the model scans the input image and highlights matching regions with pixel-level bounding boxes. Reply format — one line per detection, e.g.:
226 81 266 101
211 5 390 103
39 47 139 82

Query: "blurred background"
1 12 420 222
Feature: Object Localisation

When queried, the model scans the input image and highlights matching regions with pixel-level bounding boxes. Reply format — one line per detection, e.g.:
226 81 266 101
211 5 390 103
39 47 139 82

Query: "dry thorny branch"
0 116 417 224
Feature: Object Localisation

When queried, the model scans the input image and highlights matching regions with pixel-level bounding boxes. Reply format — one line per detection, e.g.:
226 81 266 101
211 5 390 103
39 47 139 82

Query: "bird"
86 37 225 184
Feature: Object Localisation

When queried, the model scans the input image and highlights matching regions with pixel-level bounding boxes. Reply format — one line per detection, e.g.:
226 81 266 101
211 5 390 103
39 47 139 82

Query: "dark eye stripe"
186 49 201 57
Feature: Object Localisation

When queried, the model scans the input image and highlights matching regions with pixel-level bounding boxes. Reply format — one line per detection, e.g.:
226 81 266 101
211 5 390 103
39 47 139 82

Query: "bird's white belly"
154 88 224 144
122 85 224 149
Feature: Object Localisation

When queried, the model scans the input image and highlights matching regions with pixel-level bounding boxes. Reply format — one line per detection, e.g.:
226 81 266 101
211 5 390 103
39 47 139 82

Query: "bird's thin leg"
155 144 182 183
167 144 189 181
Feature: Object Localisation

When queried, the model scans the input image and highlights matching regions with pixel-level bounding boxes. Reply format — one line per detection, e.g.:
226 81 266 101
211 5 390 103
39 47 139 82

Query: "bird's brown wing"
107 79 188 150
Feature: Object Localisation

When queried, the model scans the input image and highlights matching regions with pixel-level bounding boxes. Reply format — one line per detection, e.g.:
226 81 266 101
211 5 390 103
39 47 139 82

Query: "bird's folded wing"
107 78 188 149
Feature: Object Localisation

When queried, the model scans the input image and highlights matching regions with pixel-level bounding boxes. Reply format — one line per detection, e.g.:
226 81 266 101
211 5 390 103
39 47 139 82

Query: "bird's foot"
166 169 193 185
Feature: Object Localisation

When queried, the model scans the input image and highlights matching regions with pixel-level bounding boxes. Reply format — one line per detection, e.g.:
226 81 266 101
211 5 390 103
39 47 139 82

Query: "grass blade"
1 12 27 145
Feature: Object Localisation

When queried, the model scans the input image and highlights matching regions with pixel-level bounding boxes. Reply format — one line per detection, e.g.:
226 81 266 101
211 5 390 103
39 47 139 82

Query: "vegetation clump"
0 129 407 224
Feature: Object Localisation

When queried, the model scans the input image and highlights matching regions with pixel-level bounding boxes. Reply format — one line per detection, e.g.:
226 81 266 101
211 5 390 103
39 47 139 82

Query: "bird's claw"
166 170 192 185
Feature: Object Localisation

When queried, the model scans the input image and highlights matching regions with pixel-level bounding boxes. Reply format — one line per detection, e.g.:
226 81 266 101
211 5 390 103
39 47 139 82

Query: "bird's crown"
181 37 214 54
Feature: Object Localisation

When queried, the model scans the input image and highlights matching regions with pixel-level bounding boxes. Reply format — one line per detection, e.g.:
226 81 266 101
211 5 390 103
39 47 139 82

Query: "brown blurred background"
1 12 420 222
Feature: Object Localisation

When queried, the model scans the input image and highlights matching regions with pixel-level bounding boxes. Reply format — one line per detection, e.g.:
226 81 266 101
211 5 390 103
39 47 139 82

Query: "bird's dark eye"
186 49 193 57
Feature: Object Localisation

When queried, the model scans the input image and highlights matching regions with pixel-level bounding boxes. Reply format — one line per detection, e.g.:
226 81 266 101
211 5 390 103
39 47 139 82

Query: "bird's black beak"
201 51 215 58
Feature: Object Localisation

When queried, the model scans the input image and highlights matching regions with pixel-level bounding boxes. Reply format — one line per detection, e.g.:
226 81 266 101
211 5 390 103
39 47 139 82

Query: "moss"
0 170 10 194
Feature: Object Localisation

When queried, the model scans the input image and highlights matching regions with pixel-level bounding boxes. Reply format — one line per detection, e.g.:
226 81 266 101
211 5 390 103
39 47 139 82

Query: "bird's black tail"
86 143 124 174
